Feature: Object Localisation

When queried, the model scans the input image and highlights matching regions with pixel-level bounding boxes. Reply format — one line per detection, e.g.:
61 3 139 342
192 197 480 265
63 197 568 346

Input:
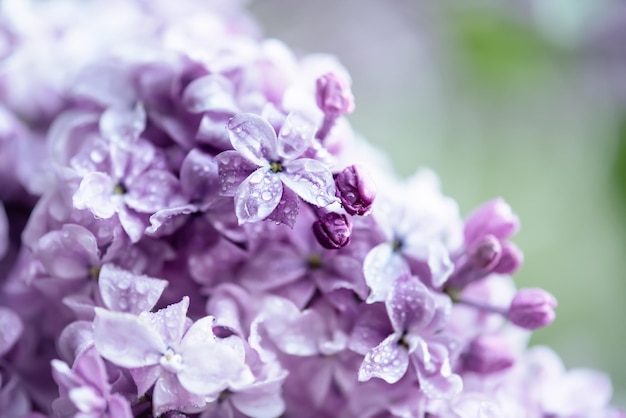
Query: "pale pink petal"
386 275 435 335
36 224 100 280
98 264 167 314
363 243 410 303
152 373 206 417
73 172 118 219
117 206 146 243
93 308 165 368
129 365 162 397
358 334 409 384
125 170 186 213
280 158 336 207
276 113 314 160
227 113 278 166
182 74 237 113
106 394 133 418
144 297 189 348
231 377 287 418
99 103 146 146
234 168 282 224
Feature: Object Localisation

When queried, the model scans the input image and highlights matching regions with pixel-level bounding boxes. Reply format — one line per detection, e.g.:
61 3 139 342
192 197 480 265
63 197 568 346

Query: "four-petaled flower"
217 112 338 225
93 297 254 416
354 274 462 400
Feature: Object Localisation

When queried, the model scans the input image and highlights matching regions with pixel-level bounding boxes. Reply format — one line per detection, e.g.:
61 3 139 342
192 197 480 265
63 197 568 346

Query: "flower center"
270 161 283 173
89 266 101 281
113 182 127 195
308 254 322 269
160 347 183 373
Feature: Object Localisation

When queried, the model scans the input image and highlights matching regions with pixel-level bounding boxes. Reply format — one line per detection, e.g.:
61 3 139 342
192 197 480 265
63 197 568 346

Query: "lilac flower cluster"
0 1 623 417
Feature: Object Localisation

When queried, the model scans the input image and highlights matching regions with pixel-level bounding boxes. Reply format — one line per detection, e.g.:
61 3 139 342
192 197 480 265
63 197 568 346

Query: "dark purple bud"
462 334 515 374
313 212 352 249
493 242 523 275
508 288 557 330
316 72 355 118
334 165 376 216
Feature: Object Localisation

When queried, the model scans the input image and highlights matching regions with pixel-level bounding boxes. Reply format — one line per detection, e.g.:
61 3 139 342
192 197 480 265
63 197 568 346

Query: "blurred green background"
251 0 626 406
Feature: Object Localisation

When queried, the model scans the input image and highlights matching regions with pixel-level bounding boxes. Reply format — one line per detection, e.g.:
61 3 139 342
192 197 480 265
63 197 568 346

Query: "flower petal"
99 103 146 146
280 159 337 207
98 264 168 314
227 113 278 166
73 172 118 219
144 297 190 349
182 74 238 114
179 317 251 395
180 149 220 201
363 243 410 303
266 186 300 228
412 341 462 400
216 150 258 196
358 334 409 384
386 275 435 335
125 170 186 213
107 394 133 418
231 377 287 418
234 168 282 224
35 224 100 280
93 308 165 368
152 373 206 417
277 112 314 160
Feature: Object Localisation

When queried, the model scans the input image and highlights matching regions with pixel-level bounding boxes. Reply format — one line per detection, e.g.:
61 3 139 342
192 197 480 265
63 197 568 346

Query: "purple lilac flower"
94 297 254 416
217 112 337 225
51 347 133 418
363 169 462 302
355 274 462 399
0 0 621 416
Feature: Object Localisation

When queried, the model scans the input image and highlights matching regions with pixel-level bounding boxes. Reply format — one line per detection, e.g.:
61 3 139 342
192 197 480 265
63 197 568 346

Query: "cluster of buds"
0 1 622 417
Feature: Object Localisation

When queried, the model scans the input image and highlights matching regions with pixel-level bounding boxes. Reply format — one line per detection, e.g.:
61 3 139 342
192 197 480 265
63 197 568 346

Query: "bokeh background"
251 0 626 406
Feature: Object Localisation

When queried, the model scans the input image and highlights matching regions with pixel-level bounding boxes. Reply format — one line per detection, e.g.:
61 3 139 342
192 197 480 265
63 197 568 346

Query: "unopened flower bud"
464 198 520 249
447 235 501 289
462 334 515 374
316 72 355 118
334 165 376 216
493 242 523 275
508 288 557 330
313 212 352 249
